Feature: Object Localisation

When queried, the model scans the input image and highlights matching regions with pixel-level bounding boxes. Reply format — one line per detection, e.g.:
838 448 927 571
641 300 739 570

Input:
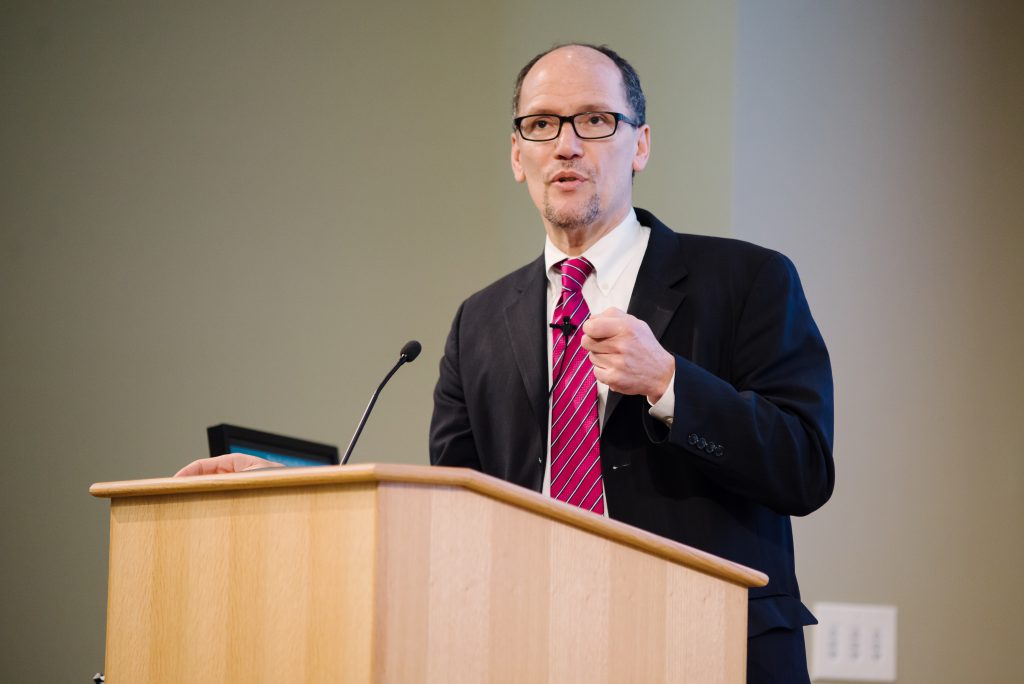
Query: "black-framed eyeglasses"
513 111 640 141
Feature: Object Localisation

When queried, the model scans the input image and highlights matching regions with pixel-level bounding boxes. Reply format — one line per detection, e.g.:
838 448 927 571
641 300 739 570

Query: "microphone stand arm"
341 356 408 466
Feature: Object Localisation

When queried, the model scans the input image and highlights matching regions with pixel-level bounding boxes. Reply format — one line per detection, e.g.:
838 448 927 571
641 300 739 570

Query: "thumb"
593 306 626 319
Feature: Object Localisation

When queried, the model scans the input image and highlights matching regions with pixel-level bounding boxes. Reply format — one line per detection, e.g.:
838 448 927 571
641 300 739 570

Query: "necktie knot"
559 257 594 295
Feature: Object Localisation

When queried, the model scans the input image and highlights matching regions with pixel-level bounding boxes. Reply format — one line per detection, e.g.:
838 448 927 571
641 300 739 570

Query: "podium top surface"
91 463 768 589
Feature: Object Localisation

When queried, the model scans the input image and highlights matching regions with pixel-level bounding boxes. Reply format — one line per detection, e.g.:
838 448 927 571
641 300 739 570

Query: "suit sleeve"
643 252 835 516
429 302 483 470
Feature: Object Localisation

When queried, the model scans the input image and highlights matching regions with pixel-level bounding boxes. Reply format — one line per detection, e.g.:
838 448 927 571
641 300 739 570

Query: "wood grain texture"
372 482 749 683
97 466 758 682
92 463 767 589
104 484 377 683
373 483 431 682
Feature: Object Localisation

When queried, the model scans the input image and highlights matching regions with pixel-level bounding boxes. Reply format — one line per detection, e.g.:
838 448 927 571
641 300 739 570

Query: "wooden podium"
91 464 767 682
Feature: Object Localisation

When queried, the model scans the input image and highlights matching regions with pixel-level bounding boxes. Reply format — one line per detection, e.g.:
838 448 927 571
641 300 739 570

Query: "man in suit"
178 42 833 682
428 43 834 683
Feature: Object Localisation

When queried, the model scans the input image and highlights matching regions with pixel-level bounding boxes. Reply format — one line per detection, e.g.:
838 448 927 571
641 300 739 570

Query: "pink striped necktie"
549 257 604 514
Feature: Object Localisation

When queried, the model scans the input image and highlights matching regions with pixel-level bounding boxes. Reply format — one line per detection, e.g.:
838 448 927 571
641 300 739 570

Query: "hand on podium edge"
174 453 285 477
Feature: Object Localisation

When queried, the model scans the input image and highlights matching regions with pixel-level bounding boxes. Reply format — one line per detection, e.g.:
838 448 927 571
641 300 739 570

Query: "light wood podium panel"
91 464 767 683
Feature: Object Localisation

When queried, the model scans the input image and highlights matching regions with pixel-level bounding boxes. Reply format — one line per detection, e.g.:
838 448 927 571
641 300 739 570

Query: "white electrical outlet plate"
810 602 897 682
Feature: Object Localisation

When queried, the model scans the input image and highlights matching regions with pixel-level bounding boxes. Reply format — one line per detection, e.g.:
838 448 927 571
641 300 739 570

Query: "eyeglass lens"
518 112 619 141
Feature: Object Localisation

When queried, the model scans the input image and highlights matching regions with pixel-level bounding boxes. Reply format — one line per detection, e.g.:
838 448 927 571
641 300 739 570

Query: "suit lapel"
605 212 688 423
504 256 549 445
500 215 688 473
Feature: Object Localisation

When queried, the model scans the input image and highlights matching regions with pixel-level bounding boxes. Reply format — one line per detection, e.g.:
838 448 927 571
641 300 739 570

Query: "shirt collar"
544 208 642 294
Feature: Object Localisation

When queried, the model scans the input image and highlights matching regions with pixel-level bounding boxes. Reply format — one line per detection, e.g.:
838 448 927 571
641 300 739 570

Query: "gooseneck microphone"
341 340 421 466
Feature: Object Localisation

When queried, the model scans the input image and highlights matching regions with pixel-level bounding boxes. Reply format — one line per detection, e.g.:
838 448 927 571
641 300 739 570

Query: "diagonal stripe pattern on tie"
549 257 604 514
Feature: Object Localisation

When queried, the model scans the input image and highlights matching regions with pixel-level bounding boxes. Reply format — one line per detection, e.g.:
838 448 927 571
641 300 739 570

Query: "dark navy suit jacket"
430 208 834 652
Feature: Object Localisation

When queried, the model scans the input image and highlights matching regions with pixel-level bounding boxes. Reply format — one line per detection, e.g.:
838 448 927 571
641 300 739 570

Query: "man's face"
511 46 650 246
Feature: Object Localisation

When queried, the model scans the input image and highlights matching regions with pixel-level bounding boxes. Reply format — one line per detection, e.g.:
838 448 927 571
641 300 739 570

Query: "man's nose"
553 122 584 158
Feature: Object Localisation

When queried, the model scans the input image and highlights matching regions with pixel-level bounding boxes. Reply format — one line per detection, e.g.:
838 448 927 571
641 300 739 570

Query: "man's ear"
511 133 526 183
632 124 651 173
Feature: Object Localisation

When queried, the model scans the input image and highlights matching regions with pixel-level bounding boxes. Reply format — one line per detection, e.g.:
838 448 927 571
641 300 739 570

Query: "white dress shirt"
541 209 676 515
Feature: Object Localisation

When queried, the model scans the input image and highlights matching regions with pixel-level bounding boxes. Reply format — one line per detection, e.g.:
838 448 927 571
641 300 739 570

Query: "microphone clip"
549 316 577 338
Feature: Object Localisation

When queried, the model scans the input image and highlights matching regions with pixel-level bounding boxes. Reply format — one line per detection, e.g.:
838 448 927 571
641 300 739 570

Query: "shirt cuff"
646 370 675 426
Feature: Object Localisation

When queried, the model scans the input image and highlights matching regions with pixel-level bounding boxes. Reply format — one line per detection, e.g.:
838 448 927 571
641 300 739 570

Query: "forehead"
518 47 628 115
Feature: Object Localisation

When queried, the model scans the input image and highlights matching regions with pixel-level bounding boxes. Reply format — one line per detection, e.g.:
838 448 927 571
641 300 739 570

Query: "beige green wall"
0 1 732 679
2 1 1021 682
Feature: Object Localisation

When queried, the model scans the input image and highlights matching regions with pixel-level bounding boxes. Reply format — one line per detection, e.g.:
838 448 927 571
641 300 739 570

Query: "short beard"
543 191 601 232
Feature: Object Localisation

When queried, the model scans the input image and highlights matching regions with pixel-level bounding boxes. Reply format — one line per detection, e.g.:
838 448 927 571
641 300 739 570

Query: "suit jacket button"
688 433 699 445
705 441 716 454
714 445 724 457
698 437 707 450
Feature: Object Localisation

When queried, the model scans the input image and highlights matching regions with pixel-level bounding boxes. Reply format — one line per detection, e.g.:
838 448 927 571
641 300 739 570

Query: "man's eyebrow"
519 104 618 116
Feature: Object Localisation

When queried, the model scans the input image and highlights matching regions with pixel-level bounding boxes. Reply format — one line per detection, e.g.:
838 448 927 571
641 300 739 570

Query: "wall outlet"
810 602 897 682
